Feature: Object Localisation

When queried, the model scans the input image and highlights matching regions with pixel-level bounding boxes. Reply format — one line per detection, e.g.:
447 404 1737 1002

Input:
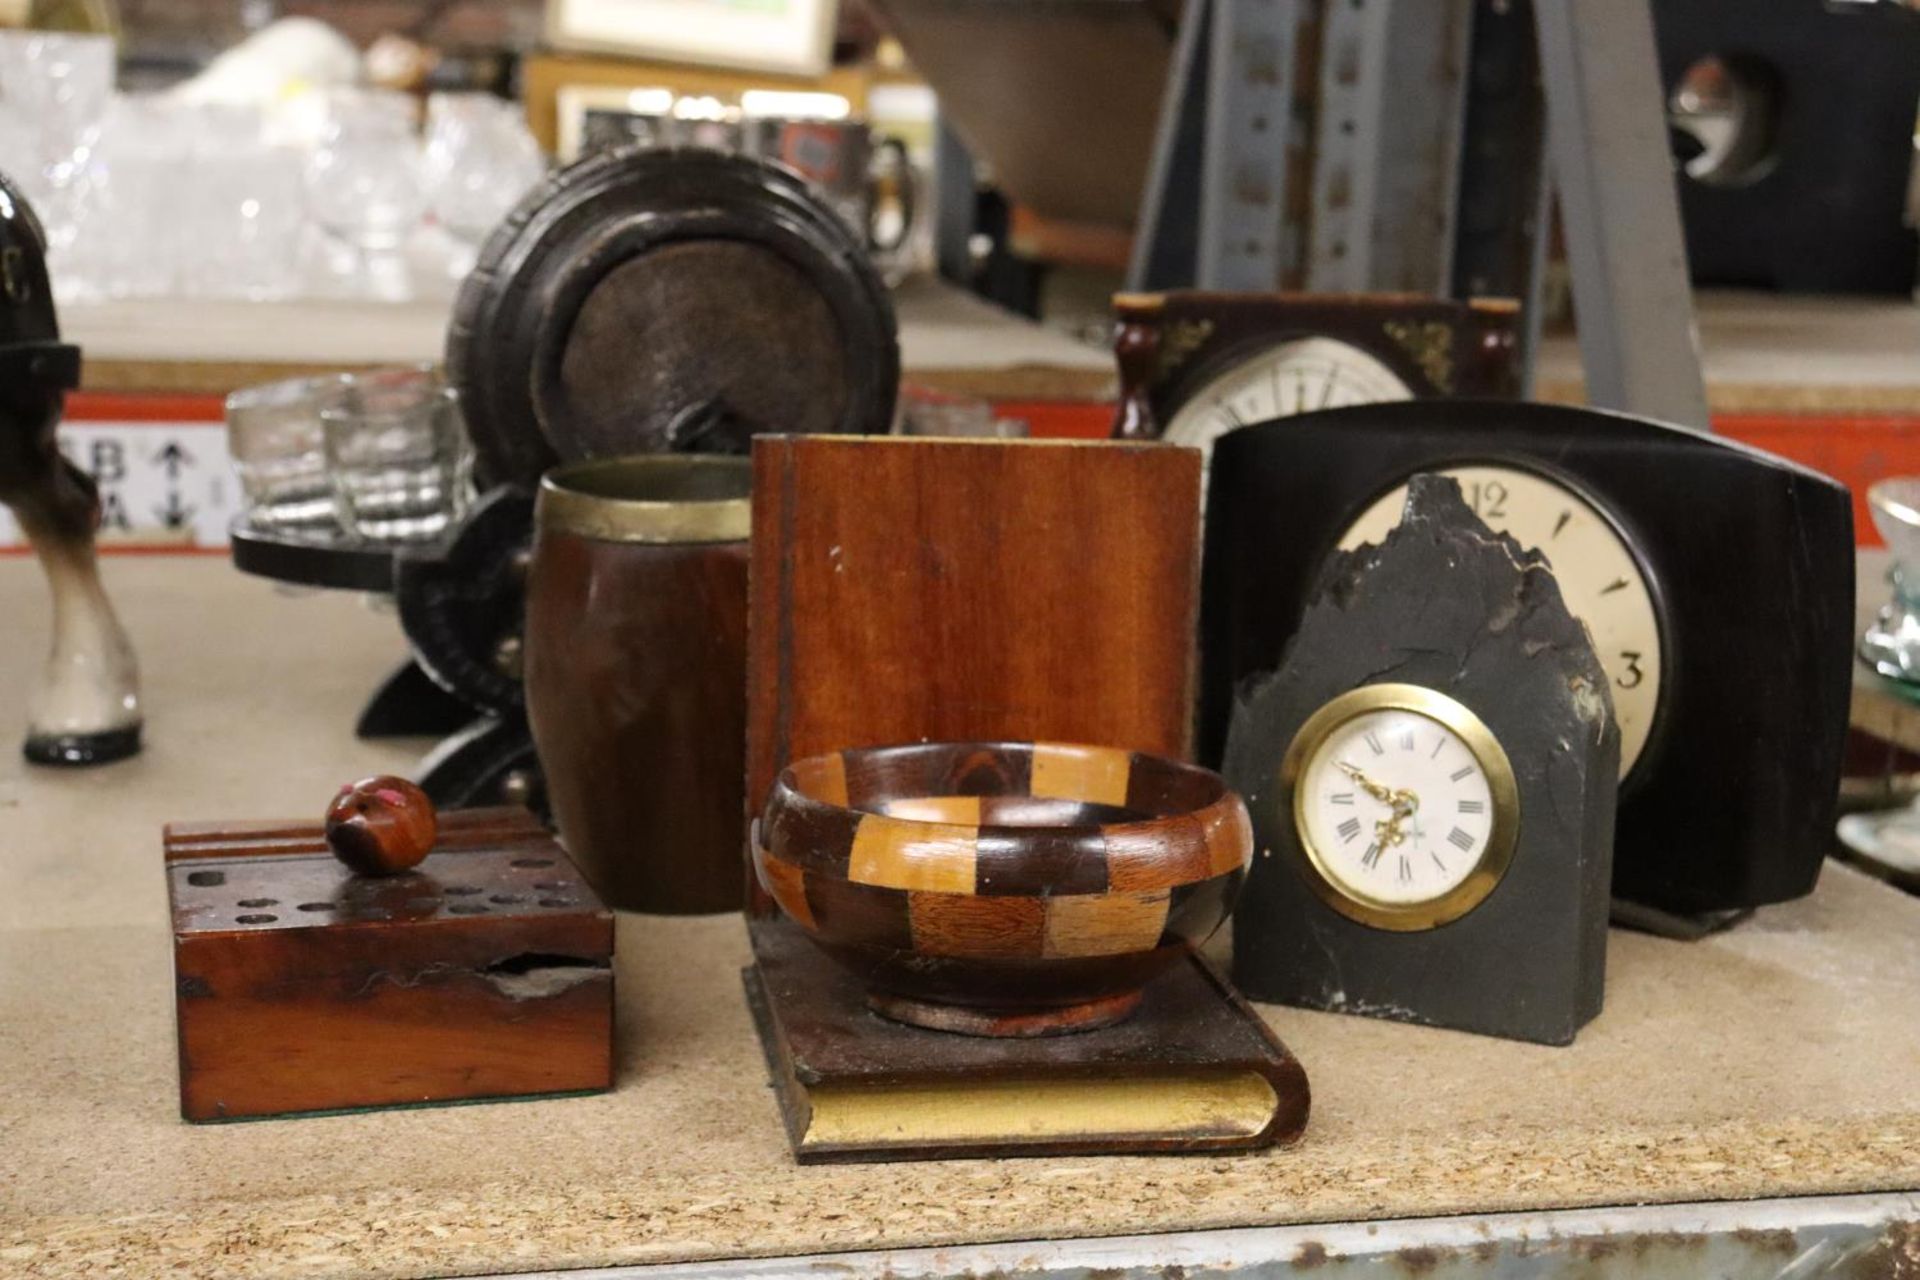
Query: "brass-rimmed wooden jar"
754 740 1254 1036
525 455 752 913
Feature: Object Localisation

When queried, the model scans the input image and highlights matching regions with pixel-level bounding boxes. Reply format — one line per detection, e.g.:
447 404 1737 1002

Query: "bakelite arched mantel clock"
1202 400 1854 916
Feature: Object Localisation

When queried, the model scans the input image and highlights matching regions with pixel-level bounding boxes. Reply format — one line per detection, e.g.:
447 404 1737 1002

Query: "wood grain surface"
526 527 750 914
745 435 1205 919
167 821 614 1121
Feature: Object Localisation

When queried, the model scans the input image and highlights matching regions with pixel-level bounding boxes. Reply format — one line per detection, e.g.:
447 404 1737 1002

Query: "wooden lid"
164 807 610 942
448 147 900 486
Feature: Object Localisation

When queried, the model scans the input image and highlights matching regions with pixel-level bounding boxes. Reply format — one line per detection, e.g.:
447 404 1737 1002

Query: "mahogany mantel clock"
1109 291 1522 452
1201 400 1854 916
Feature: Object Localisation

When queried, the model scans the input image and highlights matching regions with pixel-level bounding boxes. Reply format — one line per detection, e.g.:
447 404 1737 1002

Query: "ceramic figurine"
0 172 141 765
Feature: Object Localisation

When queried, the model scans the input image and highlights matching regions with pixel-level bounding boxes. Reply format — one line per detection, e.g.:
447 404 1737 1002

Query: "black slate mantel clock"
1225 475 1618 1045
1200 400 1854 916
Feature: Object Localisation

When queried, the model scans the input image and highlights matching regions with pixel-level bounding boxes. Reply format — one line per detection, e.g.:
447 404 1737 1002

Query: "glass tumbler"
894 384 1028 438
0 32 113 267
422 92 545 247
305 89 425 251
225 374 346 534
59 93 192 301
178 103 305 301
322 369 471 544
1862 477 1920 683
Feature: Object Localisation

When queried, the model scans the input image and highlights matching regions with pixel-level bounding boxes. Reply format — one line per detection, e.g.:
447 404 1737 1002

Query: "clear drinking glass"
894 384 1028 438
422 92 544 250
226 374 346 534
58 94 189 300
180 102 305 300
305 88 424 299
0 32 113 270
305 89 425 250
322 368 471 544
1863 478 1920 683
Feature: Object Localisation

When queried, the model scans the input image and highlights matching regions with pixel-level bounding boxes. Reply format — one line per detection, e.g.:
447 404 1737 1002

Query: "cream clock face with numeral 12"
1338 465 1663 778
1162 337 1414 458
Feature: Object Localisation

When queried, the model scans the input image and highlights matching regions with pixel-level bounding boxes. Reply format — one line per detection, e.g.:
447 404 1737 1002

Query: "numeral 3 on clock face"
1339 465 1662 779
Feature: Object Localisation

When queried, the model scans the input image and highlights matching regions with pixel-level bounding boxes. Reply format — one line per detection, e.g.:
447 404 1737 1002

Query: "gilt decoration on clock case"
1109 291 1522 452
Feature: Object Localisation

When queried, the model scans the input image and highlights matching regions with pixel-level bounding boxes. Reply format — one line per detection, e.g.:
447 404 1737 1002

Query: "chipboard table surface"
2 558 1919 1279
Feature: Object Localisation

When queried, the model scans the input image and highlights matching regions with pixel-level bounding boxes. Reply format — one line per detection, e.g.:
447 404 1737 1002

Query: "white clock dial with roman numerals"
1162 337 1413 461
1338 465 1662 779
1298 706 1495 908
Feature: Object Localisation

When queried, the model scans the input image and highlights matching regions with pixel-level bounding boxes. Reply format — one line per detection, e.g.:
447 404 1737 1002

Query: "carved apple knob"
325 775 437 876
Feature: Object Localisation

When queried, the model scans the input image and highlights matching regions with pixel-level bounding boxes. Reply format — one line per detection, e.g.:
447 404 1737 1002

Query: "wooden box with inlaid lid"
165 800 614 1122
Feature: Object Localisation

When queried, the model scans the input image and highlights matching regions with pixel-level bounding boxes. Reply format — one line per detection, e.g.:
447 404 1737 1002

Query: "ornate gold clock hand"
1340 760 1421 848
1377 788 1419 847
1337 760 1396 805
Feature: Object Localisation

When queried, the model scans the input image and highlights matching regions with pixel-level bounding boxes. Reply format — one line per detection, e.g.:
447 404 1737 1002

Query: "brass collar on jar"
537 455 753 544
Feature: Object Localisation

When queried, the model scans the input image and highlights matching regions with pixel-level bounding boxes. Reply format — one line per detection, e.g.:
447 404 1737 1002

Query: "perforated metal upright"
1128 0 1710 429
1304 0 1474 297
1129 0 1312 291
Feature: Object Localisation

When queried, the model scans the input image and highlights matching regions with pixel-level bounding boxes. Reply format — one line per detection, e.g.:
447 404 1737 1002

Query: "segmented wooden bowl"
753 740 1252 1036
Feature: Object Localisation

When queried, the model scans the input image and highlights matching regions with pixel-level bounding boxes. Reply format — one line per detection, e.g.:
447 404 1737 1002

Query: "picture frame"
554 83 662 161
546 0 841 78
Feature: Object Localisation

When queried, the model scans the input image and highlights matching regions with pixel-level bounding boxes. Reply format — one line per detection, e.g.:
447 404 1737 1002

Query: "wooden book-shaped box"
747 917 1306 1162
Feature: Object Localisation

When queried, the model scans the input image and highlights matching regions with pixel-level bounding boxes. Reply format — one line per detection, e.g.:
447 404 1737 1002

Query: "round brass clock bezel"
1281 682 1520 932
